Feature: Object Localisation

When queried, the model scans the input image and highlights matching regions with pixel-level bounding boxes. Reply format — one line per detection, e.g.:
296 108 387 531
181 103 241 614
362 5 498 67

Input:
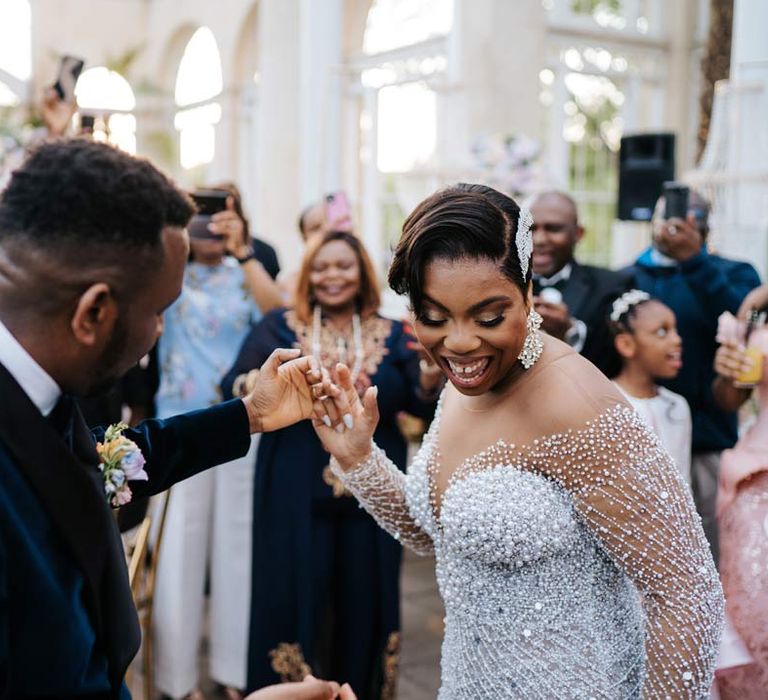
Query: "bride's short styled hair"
388 183 529 314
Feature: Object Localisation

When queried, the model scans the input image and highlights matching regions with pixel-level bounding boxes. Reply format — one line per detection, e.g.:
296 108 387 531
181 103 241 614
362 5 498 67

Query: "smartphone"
79 114 95 134
53 55 85 104
188 190 229 239
325 191 352 231
663 182 689 220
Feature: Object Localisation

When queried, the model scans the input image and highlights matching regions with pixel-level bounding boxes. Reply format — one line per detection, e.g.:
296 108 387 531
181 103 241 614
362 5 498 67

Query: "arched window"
74 67 137 154
174 27 223 170
0 0 31 106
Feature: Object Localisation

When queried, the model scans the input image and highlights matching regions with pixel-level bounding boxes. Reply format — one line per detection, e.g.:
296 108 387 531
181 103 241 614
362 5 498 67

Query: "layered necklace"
311 305 365 383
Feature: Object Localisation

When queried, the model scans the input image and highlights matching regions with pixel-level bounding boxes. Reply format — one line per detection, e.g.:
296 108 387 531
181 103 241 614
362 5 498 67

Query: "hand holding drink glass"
716 310 766 388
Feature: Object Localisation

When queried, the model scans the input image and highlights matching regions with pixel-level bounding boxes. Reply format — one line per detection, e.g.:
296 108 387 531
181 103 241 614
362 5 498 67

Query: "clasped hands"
241 349 379 470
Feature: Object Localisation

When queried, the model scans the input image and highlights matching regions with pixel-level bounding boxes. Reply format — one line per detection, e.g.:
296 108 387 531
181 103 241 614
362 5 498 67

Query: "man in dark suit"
0 140 350 700
530 191 629 370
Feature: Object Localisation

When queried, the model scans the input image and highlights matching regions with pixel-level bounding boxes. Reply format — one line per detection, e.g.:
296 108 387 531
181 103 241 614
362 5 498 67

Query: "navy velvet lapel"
0 362 109 628
562 262 591 319
0 362 141 690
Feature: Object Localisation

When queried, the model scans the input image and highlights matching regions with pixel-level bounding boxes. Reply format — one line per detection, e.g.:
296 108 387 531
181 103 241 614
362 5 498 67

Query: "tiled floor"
129 549 444 699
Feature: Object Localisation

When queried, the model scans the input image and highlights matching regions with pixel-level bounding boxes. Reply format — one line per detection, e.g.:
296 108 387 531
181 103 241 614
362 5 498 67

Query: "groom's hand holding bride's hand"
312 363 380 471
245 675 356 700
242 348 334 433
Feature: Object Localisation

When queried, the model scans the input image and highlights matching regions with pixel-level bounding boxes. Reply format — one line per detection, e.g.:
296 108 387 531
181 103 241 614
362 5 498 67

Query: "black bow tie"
533 277 567 296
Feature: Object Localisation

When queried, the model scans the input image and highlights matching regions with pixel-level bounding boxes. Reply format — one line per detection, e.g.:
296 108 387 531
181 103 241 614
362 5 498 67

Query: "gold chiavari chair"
123 490 172 699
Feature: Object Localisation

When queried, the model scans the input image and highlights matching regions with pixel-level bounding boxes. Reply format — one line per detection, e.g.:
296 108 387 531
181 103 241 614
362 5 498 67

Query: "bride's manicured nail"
322 415 332 428
335 424 345 434
343 414 354 429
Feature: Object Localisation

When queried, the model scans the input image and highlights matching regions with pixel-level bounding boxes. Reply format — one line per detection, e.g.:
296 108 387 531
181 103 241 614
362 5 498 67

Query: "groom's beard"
84 317 130 398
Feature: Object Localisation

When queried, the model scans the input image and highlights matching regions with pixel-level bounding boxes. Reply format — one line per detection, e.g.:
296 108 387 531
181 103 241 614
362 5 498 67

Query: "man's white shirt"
0 317 61 416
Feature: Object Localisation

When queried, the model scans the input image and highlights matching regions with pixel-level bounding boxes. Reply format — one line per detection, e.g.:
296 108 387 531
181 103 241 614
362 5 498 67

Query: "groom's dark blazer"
0 361 251 699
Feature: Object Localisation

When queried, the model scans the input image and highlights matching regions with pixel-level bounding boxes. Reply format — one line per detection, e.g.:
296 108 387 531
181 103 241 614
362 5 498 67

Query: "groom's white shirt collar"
0 317 61 416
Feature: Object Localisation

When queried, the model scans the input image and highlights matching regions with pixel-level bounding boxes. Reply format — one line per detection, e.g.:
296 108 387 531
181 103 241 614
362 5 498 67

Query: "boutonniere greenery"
96 423 148 507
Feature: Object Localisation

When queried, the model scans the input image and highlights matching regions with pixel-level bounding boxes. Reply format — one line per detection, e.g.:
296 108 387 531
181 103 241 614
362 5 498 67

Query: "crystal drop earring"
518 310 544 369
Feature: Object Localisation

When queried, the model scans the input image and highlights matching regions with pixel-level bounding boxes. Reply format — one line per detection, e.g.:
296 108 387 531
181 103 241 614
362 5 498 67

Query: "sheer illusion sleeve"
330 442 434 555
537 403 724 698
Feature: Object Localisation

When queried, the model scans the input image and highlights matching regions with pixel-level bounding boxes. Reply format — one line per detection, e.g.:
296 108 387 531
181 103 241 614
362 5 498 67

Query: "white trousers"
153 436 259 698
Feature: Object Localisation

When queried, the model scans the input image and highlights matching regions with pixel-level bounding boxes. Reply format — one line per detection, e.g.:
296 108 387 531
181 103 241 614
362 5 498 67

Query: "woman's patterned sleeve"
541 406 724 698
330 442 435 555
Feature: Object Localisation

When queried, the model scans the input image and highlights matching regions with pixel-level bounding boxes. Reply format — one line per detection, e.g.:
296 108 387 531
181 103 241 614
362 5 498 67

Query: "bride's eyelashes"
477 316 505 328
417 313 446 327
416 314 505 328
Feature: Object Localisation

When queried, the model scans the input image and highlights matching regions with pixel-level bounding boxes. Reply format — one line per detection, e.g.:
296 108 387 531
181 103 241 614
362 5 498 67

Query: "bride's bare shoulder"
522 335 630 429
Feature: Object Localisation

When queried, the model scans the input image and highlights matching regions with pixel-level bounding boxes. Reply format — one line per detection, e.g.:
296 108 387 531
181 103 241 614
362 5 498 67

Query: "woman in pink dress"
713 285 768 699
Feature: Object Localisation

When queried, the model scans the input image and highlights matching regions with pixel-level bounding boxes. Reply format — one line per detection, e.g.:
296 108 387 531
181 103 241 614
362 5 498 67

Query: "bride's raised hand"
313 363 380 471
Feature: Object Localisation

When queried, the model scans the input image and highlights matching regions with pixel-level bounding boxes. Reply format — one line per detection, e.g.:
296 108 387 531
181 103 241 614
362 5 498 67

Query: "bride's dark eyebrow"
468 296 512 313
422 294 512 313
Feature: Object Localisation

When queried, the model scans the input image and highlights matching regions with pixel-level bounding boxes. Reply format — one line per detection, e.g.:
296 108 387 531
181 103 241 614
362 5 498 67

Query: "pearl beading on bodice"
332 402 723 698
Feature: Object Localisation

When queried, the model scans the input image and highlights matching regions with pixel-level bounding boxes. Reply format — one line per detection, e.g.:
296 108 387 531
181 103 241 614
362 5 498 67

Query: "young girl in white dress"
606 290 692 483
312 184 723 699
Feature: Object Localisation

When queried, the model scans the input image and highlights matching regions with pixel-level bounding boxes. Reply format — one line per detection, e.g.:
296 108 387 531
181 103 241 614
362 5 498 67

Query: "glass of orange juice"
734 345 764 388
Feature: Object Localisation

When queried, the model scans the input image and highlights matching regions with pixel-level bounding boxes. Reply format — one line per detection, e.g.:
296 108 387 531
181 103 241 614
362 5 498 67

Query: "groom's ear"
70 282 118 347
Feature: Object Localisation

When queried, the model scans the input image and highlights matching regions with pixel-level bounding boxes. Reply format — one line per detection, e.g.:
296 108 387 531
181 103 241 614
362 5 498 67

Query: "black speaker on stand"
617 133 675 221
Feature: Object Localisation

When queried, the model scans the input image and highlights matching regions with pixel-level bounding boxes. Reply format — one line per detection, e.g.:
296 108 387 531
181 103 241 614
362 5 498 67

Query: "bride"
313 184 724 698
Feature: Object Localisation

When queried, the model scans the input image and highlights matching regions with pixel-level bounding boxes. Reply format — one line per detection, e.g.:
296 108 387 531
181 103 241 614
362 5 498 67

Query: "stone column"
253 0 302 268
299 0 345 202
717 0 768 277
664 0 698 171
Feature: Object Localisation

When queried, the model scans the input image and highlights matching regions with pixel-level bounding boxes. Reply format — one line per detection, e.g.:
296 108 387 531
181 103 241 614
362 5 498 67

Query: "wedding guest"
605 290 691 482
313 183 722 697
297 195 354 243
711 287 768 698
282 196 356 302
529 191 629 371
222 230 441 698
0 138 343 699
153 186 282 700
627 190 761 563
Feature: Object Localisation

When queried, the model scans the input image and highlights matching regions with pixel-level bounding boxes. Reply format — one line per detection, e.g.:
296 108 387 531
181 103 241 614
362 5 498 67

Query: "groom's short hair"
0 139 194 256
0 139 194 316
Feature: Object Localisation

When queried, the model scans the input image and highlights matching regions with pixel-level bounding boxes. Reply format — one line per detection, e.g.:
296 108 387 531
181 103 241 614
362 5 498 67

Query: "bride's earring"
518 310 543 369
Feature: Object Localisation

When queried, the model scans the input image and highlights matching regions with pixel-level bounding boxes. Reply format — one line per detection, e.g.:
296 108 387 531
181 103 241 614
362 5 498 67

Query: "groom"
0 140 348 700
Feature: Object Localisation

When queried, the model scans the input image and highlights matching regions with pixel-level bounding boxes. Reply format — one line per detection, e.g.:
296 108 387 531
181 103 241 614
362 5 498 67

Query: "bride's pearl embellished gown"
331 351 723 698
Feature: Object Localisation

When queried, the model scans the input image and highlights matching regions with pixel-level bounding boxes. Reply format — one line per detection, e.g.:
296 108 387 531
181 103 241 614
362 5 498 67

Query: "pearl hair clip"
610 289 650 322
516 207 534 280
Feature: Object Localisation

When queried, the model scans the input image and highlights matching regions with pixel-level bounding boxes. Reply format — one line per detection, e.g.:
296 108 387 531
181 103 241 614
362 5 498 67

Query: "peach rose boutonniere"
96 422 148 507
